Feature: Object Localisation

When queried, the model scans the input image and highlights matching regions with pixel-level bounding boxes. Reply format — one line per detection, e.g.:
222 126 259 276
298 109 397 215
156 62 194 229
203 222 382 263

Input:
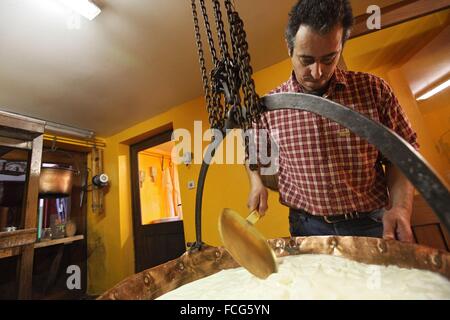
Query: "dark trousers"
289 208 384 238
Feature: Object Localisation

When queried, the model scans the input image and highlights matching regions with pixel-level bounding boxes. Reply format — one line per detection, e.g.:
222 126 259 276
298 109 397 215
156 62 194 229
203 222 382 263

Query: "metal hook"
51 136 57 151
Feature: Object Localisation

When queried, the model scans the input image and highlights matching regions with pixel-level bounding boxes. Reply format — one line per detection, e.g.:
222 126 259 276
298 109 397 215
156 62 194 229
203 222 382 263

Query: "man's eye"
322 56 336 65
300 59 314 66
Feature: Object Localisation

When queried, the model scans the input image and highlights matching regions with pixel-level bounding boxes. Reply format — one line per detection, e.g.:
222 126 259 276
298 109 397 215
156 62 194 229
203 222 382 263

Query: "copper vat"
98 236 450 300
39 163 76 197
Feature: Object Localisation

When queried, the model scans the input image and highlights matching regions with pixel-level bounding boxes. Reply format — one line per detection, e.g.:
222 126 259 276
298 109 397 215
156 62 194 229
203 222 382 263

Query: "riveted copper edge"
98 236 450 300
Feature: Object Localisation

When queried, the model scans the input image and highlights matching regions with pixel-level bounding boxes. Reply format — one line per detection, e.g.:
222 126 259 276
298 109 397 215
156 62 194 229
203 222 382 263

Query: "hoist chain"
191 0 220 129
190 0 263 156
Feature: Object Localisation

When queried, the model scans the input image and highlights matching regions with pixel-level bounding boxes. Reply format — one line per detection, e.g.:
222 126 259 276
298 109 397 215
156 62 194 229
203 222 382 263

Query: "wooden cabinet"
0 111 88 299
0 110 44 299
31 147 88 299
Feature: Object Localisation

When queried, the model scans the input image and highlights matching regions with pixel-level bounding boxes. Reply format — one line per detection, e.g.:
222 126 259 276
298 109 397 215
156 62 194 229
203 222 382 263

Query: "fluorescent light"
45 121 95 139
417 79 450 101
58 0 101 20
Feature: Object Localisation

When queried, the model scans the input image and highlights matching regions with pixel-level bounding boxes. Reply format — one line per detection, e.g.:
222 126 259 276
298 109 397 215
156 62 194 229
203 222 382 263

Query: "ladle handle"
246 210 260 225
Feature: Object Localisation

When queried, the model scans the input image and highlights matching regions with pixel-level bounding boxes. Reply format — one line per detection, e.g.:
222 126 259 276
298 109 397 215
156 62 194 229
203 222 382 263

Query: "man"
246 0 418 242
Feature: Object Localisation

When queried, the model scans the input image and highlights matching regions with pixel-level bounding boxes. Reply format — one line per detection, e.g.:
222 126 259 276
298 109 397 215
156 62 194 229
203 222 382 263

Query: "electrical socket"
187 180 195 189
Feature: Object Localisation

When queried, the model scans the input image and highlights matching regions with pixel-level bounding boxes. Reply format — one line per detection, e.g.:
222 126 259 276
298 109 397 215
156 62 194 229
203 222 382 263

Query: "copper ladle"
218 208 278 279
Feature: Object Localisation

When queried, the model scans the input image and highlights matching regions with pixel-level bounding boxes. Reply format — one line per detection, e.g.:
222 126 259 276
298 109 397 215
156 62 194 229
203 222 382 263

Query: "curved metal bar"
191 135 224 251
192 159 209 250
262 93 450 232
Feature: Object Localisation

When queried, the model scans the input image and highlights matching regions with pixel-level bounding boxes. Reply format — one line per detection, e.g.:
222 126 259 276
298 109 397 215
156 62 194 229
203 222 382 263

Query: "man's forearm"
245 162 264 187
386 164 414 213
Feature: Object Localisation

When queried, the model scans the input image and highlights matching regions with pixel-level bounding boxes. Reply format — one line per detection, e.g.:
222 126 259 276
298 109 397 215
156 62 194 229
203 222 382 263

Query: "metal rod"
192 138 222 250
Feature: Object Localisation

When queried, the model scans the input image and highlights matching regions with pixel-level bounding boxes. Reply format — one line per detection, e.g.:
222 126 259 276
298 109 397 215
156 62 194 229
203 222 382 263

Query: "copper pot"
98 236 450 300
39 163 76 197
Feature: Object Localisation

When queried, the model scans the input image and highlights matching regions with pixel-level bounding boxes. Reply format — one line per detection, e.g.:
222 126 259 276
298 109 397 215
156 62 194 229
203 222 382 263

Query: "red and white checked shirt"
254 68 419 216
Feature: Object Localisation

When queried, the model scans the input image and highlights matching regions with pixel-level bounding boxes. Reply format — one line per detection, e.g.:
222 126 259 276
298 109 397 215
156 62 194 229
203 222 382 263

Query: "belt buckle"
323 216 333 224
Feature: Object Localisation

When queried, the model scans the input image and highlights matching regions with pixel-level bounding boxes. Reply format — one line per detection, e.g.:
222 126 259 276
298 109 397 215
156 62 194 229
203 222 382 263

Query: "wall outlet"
187 180 195 189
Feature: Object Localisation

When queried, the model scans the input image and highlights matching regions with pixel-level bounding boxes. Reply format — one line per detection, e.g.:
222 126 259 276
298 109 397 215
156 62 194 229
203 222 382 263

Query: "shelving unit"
0 110 44 299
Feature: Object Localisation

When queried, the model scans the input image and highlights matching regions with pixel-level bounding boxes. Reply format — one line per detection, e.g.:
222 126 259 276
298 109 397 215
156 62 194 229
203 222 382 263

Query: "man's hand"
382 206 414 242
247 184 268 216
384 164 415 243
245 161 269 216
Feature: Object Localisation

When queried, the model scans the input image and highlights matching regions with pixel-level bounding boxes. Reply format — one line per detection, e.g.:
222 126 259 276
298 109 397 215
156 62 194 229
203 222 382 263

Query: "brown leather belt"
292 208 373 224
322 212 366 224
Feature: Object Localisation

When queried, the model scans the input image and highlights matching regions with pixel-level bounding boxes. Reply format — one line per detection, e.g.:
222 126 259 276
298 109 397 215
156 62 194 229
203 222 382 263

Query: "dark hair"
285 0 354 55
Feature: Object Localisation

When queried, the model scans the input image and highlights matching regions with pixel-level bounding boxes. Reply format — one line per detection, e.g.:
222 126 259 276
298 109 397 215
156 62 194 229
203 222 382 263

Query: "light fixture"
58 0 101 20
45 121 95 139
417 79 450 101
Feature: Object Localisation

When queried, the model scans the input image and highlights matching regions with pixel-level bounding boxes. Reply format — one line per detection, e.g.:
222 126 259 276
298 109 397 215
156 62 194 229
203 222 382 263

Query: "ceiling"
0 0 434 137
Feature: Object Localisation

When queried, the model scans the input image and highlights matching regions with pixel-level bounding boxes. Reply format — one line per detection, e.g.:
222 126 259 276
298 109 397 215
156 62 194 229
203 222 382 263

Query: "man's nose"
310 62 323 80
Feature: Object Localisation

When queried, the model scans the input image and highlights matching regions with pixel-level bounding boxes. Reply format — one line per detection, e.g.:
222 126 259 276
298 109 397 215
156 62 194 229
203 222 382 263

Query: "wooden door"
130 130 186 273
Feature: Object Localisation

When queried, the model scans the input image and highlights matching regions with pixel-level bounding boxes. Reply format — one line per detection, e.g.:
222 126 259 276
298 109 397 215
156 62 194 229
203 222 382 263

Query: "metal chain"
199 0 218 66
212 0 238 126
224 0 262 164
190 0 263 139
191 0 221 129
225 0 262 127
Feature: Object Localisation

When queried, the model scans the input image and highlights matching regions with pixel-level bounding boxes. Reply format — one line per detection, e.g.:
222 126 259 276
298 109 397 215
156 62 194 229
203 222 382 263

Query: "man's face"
290 24 343 93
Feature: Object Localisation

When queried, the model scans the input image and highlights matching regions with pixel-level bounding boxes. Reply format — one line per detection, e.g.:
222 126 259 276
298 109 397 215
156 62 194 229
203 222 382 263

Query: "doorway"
130 129 186 273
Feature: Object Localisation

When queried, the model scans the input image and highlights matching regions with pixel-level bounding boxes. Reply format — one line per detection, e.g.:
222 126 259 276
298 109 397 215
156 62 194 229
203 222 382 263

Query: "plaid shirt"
255 68 419 216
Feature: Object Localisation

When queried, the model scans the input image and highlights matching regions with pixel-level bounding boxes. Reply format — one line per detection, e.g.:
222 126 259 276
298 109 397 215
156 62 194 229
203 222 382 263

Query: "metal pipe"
43 134 105 149
45 121 94 140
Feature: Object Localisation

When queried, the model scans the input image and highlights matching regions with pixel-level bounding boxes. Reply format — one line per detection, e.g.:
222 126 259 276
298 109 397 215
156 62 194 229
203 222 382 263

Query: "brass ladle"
218 208 278 279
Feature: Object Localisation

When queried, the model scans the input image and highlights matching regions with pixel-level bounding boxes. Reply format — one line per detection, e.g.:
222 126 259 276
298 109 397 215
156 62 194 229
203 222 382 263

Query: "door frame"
130 128 183 272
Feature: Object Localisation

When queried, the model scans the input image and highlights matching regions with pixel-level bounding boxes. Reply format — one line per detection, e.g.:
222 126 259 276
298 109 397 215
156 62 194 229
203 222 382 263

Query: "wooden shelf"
0 228 36 250
34 235 84 249
0 111 45 141
0 234 85 258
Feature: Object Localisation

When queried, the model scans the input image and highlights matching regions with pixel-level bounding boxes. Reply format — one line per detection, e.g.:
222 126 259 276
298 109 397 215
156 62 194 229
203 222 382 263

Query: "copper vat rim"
98 236 450 300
